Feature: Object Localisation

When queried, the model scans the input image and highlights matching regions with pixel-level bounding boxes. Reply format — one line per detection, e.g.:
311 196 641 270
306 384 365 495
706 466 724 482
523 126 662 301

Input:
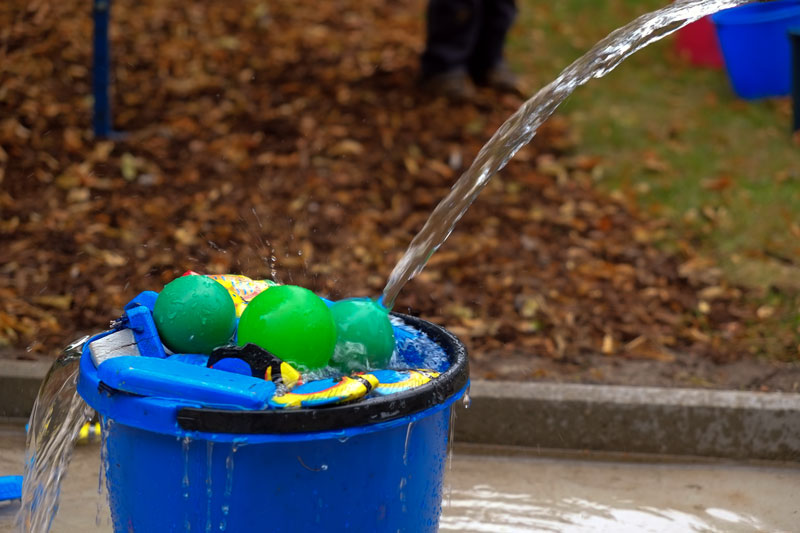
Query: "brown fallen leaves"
0 0 791 385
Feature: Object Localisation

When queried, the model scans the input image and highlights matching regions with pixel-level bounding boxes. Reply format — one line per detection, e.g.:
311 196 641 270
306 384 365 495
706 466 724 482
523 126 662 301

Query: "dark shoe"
420 70 477 102
477 63 526 97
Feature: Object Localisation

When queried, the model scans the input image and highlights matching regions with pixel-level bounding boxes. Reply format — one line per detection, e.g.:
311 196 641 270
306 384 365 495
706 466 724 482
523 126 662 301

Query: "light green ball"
237 285 336 371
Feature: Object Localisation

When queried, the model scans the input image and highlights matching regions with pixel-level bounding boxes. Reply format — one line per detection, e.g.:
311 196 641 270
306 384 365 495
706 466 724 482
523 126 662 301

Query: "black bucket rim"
175 313 469 434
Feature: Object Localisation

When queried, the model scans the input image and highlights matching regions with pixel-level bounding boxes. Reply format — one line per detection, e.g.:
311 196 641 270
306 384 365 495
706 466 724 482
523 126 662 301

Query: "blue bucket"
77 312 469 532
712 0 800 99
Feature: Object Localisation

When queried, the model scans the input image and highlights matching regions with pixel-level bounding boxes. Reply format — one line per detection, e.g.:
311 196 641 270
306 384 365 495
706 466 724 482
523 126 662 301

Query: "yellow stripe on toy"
77 421 102 444
366 369 440 396
268 374 379 409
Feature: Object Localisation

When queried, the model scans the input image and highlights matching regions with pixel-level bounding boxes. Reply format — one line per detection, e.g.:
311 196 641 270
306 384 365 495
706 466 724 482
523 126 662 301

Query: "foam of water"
381 0 762 308
16 337 92 532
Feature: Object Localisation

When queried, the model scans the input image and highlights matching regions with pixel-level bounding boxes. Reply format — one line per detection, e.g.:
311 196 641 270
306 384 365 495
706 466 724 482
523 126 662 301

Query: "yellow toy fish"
207 274 277 317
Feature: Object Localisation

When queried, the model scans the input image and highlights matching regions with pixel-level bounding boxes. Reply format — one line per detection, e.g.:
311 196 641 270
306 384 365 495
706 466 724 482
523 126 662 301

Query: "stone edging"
2 363 798 461
454 380 800 462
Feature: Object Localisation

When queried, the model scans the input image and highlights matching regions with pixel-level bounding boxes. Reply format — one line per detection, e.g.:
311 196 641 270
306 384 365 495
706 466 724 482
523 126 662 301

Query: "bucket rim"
712 0 800 26
173 312 469 434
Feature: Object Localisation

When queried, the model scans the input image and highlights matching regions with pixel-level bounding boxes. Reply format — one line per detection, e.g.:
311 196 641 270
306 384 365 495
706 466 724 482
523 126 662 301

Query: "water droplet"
403 422 414 466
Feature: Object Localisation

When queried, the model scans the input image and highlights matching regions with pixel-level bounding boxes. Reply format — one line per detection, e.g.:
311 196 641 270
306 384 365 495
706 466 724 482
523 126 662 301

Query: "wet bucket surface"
77 313 469 533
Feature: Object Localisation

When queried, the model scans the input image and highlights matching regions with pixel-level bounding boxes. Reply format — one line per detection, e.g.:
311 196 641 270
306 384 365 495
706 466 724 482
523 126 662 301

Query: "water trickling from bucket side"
95 417 111 528
16 336 93 532
445 406 457 510
218 443 239 532
182 436 192 532
205 441 215 533
380 0 762 309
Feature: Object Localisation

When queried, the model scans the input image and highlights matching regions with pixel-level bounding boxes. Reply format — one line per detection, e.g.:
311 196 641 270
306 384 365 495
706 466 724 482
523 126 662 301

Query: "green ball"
330 298 395 373
153 276 237 354
237 285 336 371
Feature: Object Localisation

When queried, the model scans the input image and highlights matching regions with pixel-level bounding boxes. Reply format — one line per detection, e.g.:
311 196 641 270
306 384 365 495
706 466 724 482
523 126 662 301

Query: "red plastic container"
674 16 724 68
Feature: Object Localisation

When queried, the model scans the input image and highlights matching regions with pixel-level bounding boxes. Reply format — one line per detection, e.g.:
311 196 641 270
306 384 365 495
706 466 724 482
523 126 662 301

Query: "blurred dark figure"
421 0 522 100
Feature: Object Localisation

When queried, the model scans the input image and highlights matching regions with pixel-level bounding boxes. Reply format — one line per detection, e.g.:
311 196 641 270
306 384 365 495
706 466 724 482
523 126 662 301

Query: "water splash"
16 337 92 532
381 0 762 309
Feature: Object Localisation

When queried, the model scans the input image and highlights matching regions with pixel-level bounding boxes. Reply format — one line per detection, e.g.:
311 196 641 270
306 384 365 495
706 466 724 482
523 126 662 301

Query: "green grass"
508 0 800 357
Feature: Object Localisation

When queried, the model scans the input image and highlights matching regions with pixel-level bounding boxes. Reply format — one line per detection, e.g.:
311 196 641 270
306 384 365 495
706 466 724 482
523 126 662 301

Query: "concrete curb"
2 362 798 461
454 380 800 462
0 360 50 419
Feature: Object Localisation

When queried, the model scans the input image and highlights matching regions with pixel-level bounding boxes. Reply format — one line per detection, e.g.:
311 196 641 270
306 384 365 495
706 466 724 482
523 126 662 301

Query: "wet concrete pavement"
1 423 798 532
442 450 799 532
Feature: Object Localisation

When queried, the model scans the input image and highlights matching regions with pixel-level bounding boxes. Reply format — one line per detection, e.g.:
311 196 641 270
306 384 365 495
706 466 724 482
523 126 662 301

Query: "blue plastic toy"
0 476 22 502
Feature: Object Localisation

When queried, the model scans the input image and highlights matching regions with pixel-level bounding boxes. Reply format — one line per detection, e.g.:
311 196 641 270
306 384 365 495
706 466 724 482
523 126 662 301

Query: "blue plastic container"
78 312 468 533
713 0 800 99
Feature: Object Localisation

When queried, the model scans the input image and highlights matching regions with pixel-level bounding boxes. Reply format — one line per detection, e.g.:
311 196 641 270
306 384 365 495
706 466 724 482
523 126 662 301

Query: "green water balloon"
330 298 395 373
237 285 336 371
153 275 237 354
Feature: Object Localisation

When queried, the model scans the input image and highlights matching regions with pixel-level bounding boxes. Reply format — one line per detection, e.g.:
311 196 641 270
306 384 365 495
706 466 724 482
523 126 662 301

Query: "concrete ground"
0 424 798 532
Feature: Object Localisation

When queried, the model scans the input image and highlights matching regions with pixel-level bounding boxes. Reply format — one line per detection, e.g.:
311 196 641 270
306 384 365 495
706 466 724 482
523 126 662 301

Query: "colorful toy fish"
182 271 277 317
364 369 440 396
268 374 379 409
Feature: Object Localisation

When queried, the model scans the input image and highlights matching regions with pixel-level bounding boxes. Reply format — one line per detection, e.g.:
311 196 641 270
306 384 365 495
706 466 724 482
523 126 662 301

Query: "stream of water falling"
16 336 92 532
381 0 764 309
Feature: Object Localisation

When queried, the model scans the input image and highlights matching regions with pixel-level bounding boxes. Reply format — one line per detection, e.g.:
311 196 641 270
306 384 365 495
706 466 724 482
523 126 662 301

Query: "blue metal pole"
790 28 800 132
93 0 111 138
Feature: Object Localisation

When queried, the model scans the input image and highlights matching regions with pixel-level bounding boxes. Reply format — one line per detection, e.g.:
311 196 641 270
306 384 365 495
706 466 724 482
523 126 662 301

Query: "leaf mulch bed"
2 0 798 390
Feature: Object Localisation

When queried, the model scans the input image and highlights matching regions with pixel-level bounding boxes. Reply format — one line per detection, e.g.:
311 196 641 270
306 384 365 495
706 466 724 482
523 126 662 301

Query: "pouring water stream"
18 1 766 530
381 0 762 309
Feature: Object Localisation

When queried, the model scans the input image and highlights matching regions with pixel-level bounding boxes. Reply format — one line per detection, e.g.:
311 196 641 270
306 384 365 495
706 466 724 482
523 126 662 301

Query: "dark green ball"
330 298 395 372
153 276 237 354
